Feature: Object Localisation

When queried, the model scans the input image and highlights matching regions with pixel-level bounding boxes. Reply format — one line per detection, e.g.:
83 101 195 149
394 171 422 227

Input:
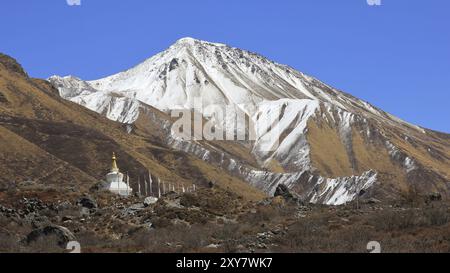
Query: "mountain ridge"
47 37 450 204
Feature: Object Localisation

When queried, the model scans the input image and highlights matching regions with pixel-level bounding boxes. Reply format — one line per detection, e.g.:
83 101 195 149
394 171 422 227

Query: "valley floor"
0 184 449 253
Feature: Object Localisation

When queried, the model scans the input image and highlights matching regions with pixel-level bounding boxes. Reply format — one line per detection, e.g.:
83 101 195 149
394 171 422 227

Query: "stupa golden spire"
111 152 119 172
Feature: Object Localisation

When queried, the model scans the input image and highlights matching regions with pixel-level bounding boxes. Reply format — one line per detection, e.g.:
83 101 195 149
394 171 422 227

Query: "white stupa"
105 152 133 196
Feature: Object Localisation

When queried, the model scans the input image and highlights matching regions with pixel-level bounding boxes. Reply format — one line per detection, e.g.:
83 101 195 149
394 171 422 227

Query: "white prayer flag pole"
138 176 141 196
144 178 148 197
149 171 153 196
158 178 161 198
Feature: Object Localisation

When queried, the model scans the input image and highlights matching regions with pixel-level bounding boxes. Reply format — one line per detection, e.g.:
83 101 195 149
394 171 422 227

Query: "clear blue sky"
1 0 449 132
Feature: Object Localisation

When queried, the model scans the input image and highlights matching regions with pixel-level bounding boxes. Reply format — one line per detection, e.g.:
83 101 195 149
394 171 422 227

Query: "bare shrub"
0 232 19 253
370 210 419 231
26 234 65 253
213 224 241 253
423 207 449 226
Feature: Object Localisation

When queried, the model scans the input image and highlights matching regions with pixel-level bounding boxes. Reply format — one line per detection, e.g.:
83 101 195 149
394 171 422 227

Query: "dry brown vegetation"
1 185 449 253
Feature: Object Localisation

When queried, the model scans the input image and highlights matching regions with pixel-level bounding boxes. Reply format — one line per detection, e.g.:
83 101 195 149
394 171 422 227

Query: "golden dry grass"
307 119 353 177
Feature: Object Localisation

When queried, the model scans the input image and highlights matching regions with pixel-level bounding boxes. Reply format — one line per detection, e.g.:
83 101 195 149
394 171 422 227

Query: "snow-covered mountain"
49 37 450 204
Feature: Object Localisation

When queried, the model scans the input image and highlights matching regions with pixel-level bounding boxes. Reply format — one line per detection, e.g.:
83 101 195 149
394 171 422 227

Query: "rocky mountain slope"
0 53 264 202
48 38 450 204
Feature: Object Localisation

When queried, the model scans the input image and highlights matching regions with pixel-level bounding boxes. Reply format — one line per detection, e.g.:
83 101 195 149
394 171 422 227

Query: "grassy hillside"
0 53 265 202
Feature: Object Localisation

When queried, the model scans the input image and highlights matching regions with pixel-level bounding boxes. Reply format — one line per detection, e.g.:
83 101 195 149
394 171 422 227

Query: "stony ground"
0 183 449 253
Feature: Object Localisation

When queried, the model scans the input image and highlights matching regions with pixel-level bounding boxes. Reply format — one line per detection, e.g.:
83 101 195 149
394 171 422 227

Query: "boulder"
143 197 159 207
274 184 293 199
206 243 220 249
26 225 76 247
274 184 303 204
76 196 97 210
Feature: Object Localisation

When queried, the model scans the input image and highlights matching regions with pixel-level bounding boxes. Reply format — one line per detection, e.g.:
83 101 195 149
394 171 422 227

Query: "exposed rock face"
274 184 302 204
274 184 295 200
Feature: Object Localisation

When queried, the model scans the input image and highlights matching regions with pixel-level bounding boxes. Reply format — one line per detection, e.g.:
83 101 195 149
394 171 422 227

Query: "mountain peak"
172 37 227 48
175 37 198 44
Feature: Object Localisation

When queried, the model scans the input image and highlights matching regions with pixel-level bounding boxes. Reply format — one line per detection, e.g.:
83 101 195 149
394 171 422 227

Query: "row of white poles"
127 171 196 198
